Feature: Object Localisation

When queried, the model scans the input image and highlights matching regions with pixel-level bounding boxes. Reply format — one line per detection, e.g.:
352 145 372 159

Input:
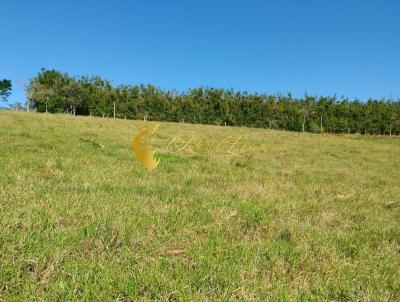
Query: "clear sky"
1 0 399 106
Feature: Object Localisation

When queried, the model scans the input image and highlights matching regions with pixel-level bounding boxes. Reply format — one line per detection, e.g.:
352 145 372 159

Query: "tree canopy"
27 69 400 135
0 79 12 102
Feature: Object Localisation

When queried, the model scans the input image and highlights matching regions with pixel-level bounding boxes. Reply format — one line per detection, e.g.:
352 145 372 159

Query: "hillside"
1 111 399 301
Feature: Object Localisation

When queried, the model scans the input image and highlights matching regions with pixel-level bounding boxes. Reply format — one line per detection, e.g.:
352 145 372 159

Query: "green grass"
1 111 399 301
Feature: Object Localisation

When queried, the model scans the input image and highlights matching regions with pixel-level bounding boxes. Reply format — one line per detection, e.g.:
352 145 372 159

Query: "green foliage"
0 79 12 102
309 121 321 133
27 69 400 135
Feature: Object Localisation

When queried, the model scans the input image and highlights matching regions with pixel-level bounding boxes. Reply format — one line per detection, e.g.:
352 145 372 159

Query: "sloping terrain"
1 111 399 301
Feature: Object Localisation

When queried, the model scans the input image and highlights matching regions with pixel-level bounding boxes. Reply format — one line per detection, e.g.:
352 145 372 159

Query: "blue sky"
1 0 399 106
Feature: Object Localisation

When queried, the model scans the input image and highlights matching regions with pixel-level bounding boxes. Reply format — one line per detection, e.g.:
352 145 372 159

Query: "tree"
28 79 54 113
27 69 66 113
0 79 12 102
62 79 82 115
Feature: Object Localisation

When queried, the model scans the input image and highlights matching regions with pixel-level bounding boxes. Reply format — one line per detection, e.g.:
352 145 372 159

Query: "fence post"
320 115 323 133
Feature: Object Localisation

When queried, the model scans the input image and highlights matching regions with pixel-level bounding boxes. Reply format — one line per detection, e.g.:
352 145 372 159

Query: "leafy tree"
0 79 12 102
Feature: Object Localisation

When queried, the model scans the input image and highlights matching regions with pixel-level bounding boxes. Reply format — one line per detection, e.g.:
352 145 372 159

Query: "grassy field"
1 111 399 301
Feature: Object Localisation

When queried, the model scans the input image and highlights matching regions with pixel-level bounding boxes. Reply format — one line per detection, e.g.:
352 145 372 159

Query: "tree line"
24 69 400 135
